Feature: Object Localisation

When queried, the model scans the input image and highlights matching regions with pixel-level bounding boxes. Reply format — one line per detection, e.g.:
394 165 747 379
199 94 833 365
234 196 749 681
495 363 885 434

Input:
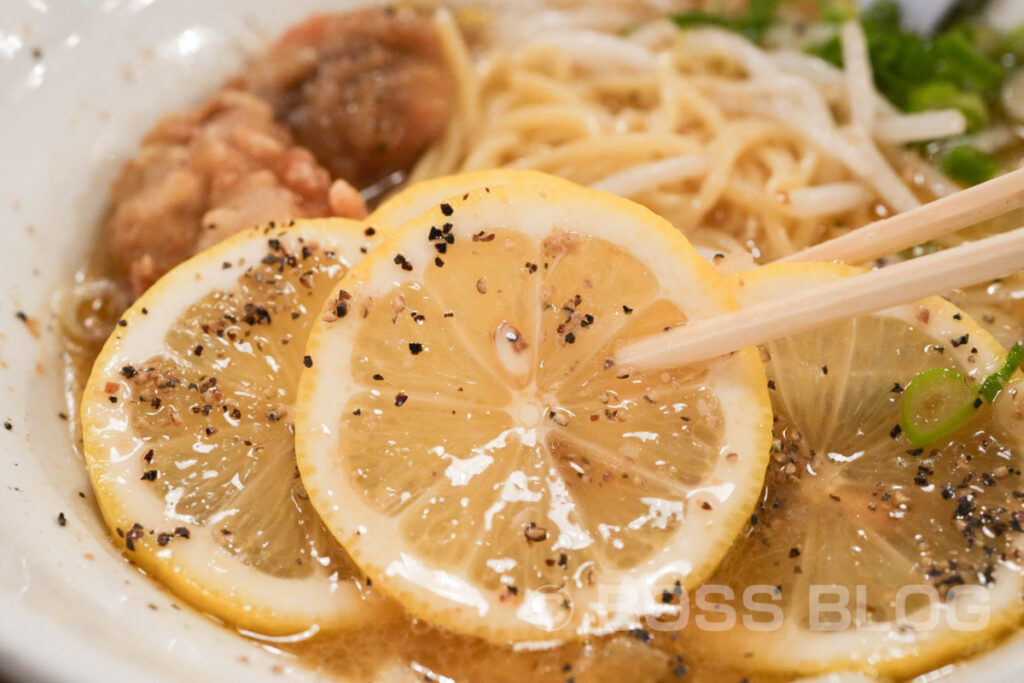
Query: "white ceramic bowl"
2 1 1024 681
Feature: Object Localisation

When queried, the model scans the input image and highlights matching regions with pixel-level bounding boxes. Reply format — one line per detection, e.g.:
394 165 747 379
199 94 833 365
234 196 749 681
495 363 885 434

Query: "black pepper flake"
565 332 576 344
951 334 969 348
141 470 158 481
395 393 408 407
628 628 652 643
580 314 594 327
435 256 444 267
750 514 758 526
767 379 776 390
57 512 66 527
242 303 272 325
14 311 27 323
373 373 384 381
954 312 962 320
821 365 828 375
941 484 955 499
892 382 903 393
622 305 633 314
788 547 800 558
393 254 413 271
143 449 154 463
108 396 118 404
193 345 203 357
353 409 362 416
157 533 173 546
303 355 313 368
974 397 984 409
409 343 423 355
120 365 137 378
364 226 376 236
117 319 128 327
956 495 976 518
524 522 548 542
174 527 190 539
3 421 11 431
890 424 902 439
124 524 144 551
440 202 453 216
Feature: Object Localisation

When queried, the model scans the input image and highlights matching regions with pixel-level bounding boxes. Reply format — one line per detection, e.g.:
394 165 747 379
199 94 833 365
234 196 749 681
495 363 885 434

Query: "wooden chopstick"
615 225 1024 370
778 166 1024 265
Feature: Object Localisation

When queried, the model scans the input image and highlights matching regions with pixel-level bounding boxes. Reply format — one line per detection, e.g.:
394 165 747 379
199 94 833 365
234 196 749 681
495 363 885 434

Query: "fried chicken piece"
106 89 365 297
245 6 455 189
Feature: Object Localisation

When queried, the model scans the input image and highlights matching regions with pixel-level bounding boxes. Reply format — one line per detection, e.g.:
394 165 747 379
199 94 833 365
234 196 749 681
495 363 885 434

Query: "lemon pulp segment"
296 181 772 642
81 219 388 633
688 262 1024 677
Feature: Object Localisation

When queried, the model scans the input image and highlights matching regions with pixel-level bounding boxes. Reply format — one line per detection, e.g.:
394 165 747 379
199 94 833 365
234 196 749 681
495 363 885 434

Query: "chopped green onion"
671 0 780 43
934 31 1005 92
941 145 1001 186
805 0 1013 133
906 82 989 133
670 11 734 31
815 0 857 23
980 342 1024 403
1000 24 1024 64
900 367 979 447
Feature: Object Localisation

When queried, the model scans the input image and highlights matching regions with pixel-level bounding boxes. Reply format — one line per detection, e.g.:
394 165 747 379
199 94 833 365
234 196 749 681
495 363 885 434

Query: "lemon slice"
688 262 1024 678
367 168 578 232
296 180 772 642
81 218 388 633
